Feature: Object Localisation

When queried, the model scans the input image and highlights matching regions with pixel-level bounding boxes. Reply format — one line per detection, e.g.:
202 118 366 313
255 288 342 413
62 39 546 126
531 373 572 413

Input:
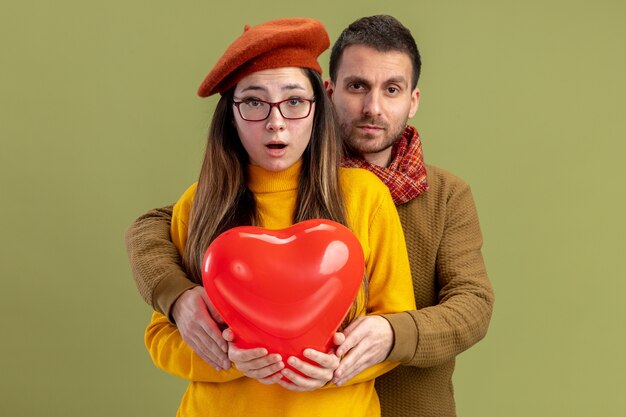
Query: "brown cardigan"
125 164 494 417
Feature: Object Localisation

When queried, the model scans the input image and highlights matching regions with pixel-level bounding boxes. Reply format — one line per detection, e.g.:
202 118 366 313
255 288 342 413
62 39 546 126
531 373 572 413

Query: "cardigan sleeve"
383 178 494 366
124 205 198 320
145 312 245 382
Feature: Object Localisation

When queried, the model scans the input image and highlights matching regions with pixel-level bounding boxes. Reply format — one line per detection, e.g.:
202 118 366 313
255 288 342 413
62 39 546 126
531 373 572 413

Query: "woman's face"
233 67 316 172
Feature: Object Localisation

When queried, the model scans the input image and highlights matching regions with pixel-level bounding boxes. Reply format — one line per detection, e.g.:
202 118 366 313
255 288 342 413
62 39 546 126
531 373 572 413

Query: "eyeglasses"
232 98 316 121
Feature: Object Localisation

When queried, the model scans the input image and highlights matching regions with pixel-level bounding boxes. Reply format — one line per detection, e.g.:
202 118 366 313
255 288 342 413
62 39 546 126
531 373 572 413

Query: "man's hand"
171 286 230 371
332 316 394 386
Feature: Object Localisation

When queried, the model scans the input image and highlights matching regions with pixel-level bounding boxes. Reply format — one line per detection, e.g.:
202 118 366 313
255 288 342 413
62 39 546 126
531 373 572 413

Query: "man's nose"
363 91 382 116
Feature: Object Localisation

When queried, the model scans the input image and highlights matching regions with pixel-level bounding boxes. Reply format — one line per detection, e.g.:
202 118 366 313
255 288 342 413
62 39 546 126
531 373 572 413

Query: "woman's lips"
266 143 287 149
265 142 287 157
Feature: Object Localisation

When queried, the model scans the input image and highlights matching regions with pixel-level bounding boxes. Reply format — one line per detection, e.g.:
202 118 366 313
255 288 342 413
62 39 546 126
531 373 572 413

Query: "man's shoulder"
397 164 480 233
418 163 475 202
424 164 470 189
397 164 474 214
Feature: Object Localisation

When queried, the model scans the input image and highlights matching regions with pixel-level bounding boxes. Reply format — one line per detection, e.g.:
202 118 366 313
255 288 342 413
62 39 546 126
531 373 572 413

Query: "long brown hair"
184 68 367 325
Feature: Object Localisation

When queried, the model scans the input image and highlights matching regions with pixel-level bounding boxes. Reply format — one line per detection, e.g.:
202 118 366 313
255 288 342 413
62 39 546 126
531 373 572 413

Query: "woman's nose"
265 106 286 131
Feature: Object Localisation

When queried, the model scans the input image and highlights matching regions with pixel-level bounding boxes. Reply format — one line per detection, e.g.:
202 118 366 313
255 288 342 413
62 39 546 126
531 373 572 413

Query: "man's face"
328 45 420 166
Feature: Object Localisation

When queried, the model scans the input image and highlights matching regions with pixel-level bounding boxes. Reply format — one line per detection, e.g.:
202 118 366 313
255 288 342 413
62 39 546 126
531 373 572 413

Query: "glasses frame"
232 97 316 121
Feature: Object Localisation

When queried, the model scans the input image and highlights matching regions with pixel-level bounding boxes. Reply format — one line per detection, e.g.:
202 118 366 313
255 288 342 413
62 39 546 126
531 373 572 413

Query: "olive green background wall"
2 0 624 416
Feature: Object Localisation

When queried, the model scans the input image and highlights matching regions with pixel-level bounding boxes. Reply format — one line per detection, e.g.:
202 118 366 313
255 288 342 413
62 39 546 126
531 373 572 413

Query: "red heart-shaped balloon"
201 219 364 373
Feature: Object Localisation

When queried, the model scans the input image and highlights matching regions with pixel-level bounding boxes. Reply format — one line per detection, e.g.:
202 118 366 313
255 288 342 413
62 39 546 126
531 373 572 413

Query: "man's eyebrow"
342 75 409 87
385 76 409 86
343 75 369 85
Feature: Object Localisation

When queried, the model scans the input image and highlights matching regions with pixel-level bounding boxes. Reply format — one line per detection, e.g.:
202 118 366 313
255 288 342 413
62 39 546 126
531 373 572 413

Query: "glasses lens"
238 100 270 121
236 99 313 120
278 99 311 119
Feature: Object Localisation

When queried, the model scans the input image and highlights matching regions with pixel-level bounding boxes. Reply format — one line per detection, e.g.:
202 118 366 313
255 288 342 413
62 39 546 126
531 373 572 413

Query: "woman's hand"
277 333 345 392
223 328 285 384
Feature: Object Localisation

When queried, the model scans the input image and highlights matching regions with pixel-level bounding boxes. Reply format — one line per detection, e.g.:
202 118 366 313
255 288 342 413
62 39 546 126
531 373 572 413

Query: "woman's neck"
247 160 302 194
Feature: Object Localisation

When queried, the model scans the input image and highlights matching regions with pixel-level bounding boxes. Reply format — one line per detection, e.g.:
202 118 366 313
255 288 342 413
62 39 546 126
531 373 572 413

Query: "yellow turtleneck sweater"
145 161 415 417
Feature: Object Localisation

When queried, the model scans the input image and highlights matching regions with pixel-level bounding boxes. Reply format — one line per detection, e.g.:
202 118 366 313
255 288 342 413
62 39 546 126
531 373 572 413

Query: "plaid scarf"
341 126 429 205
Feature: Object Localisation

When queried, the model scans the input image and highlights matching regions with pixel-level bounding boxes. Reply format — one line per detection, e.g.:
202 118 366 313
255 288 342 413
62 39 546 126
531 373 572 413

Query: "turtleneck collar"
247 160 302 194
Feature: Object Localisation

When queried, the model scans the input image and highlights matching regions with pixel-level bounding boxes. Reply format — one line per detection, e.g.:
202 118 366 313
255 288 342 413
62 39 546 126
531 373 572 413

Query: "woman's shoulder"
339 167 388 192
179 182 198 201
172 182 199 222
339 167 393 207
339 167 401 245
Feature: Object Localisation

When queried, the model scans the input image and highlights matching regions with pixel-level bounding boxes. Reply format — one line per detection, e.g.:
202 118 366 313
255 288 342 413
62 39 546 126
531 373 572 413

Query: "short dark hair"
329 15 422 89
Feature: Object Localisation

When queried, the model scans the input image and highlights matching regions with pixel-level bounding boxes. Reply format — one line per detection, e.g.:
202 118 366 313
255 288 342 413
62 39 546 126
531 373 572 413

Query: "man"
126 15 494 417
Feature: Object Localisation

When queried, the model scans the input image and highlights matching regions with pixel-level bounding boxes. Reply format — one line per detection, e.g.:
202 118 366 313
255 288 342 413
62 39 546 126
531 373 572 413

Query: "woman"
144 18 415 417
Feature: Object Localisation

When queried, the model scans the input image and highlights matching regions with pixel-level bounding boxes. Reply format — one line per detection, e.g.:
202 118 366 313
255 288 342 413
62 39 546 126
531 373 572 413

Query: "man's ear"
408 87 420 118
325 79 334 98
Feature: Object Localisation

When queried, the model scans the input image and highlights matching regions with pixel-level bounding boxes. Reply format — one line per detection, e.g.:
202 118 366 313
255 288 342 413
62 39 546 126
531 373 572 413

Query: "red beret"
197 18 330 97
